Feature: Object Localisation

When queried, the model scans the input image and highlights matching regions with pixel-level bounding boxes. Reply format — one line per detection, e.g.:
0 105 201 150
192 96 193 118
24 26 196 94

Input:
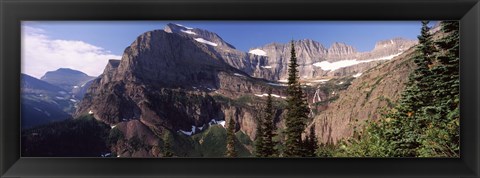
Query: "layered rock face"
357 38 416 59
162 23 416 82
74 26 289 146
246 38 416 81
308 46 417 144
78 29 234 126
326 42 357 60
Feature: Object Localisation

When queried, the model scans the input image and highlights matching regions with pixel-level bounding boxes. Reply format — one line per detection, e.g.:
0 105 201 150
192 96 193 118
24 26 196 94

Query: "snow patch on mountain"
267 82 287 86
209 119 226 127
175 23 193 30
313 59 361 71
194 38 218 46
313 52 403 71
249 49 267 56
261 66 272 69
254 93 286 99
312 79 330 83
353 73 362 78
181 29 197 35
179 130 193 136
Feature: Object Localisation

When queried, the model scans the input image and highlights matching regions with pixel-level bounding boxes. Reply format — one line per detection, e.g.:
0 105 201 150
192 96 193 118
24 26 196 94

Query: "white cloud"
22 26 122 78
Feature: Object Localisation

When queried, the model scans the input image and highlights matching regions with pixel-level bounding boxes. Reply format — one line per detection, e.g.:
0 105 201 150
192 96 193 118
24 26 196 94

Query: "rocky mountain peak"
164 23 236 49
40 68 95 91
328 42 357 55
372 37 416 51
108 59 121 67
361 37 417 60
41 68 89 79
326 42 357 60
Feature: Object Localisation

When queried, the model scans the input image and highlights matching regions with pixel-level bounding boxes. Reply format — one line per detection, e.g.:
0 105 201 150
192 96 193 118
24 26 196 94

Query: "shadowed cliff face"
74 26 294 148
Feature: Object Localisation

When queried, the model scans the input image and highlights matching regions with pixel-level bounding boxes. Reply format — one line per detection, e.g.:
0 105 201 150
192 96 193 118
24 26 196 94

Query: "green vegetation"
212 94 255 108
303 125 319 157
314 95 339 107
21 115 110 157
235 130 253 146
162 133 174 157
284 41 311 157
107 127 124 145
315 77 354 94
213 94 287 110
365 76 385 100
338 21 460 157
225 118 238 157
254 113 265 156
255 89 279 157
128 136 148 151
190 125 251 157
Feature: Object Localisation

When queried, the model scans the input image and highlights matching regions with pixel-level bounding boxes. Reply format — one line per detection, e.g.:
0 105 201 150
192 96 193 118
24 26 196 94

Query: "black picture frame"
1 0 479 177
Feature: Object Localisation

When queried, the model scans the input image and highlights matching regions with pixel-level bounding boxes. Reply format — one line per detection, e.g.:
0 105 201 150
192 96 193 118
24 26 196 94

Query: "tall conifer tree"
381 21 437 157
261 89 278 157
304 125 319 157
335 21 460 158
418 21 460 157
254 113 265 157
284 41 310 157
226 118 237 158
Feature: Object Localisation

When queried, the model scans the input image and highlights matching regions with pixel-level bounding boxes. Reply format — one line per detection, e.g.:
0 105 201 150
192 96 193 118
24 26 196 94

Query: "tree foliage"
303 125 319 157
254 113 265 157
225 118 238 157
341 21 460 157
162 133 174 157
284 41 310 157
255 89 278 157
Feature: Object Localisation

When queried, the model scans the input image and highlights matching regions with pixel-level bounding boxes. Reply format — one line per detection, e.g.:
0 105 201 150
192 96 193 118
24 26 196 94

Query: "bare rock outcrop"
308 46 417 144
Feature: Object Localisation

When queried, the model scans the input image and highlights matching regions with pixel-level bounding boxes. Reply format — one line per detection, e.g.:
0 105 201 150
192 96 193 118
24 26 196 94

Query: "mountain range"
21 69 96 129
22 23 418 157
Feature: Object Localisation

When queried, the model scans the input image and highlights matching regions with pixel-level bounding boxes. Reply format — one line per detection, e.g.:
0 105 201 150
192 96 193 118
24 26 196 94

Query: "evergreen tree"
162 134 174 157
284 41 310 157
261 89 278 157
380 21 438 157
254 112 265 157
418 21 460 157
304 125 319 157
225 118 237 158
341 21 460 158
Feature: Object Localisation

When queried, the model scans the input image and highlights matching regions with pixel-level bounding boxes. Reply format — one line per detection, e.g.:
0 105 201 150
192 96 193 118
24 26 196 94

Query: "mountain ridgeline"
21 22 454 158
21 68 97 129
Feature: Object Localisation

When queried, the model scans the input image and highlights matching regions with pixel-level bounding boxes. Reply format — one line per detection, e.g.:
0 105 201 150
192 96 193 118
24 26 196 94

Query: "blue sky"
21 21 428 78
24 21 424 54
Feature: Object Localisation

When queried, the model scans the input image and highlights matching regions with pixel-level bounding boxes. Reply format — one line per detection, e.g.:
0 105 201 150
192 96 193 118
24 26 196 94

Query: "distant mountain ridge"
41 68 95 91
21 68 98 129
21 74 72 129
161 23 416 82
40 68 96 100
